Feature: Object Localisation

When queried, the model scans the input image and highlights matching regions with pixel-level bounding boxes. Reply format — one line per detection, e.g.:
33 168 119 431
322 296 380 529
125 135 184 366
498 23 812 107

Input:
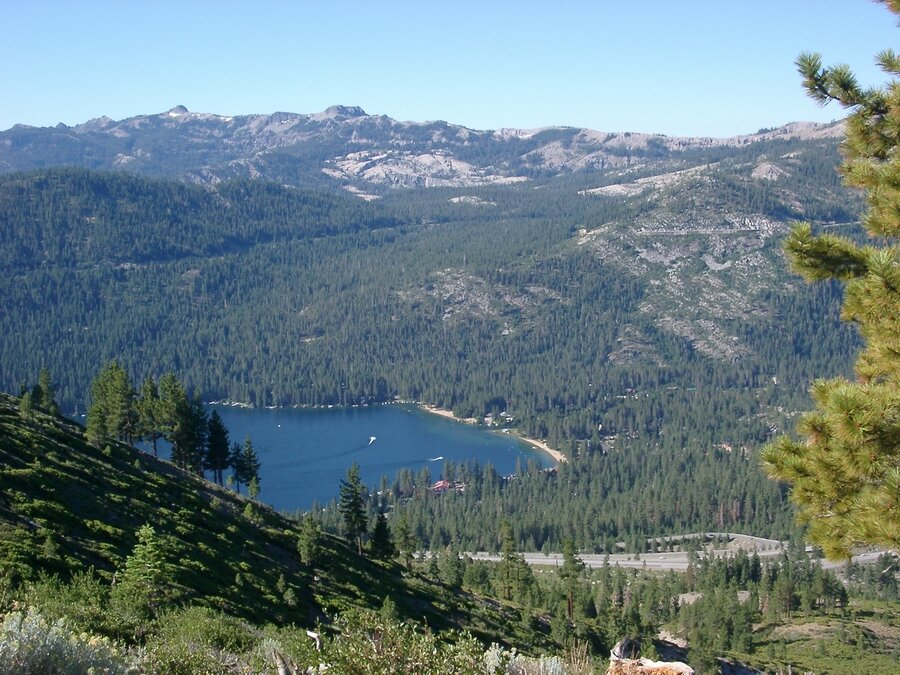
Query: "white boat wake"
428 456 444 461
368 436 376 445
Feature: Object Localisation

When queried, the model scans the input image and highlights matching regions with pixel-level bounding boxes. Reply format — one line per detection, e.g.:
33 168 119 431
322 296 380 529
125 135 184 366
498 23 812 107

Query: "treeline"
322 488 889 672
56 363 262 495
302 459 852 658
312 439 795 552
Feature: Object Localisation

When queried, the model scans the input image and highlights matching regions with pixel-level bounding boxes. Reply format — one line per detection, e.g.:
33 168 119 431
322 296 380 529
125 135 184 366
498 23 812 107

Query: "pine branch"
877 48 900 76
796 52 830 105
784 223 869 281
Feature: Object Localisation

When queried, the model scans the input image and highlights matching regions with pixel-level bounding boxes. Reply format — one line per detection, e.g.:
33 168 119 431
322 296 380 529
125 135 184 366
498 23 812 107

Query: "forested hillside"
0 124 864 543
313 444 798 554
1 137 859 420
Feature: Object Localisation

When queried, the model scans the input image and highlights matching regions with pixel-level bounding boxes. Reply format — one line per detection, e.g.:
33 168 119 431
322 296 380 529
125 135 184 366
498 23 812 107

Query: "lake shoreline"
418 404 567 465
206 398 568 466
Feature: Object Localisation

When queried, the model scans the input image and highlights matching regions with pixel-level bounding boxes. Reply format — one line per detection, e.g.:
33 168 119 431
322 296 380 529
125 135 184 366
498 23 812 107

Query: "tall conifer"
87 361 136 446
763 1 900 558
137 376 162 457
204 409 230 484
36 367 59 415
369 510 395 560
339 462 368 555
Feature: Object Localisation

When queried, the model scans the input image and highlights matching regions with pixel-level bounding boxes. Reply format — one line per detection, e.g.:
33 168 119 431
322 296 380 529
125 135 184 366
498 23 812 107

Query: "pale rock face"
324 150 528 188
752 161 788 181
606 659 695 675
448 195 495 206
580 164 712 197
607 639 694 674
308 105 366 122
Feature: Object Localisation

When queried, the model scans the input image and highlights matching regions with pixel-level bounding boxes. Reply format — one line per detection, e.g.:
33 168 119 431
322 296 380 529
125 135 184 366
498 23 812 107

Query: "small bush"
246 633 322 675
141 605 258 675
323 608 484 674
156 605 258 653
0 607 132 674
24 571 108 636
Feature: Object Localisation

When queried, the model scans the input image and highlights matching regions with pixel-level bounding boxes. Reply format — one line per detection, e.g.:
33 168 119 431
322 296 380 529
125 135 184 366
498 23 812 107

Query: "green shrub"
140 638 232 675
141 605 258 675
243 502 260 521
159 605 257 653
323 608 484 674
24 571 109 636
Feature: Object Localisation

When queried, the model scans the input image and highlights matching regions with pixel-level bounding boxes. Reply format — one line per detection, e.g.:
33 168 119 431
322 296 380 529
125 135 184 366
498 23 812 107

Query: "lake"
202 404 548 512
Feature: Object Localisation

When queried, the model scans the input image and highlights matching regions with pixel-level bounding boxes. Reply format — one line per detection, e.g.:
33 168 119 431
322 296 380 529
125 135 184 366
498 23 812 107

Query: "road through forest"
466 533 886 572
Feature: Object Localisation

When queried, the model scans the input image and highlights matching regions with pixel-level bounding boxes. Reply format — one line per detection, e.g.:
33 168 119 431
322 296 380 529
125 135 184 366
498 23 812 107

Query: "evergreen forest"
0 132 863 551
4 46 900 668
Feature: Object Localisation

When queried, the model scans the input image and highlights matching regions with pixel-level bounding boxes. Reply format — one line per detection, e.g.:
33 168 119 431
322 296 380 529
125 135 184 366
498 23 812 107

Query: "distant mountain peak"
310 105 367 121
75 115 115 132
166 105 190 117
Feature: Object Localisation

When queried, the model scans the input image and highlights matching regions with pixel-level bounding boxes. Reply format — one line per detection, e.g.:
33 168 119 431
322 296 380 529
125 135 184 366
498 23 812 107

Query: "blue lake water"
202 404 547 512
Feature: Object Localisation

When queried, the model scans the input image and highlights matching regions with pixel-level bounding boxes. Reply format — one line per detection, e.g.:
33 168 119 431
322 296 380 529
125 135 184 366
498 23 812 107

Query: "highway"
466 532 888 572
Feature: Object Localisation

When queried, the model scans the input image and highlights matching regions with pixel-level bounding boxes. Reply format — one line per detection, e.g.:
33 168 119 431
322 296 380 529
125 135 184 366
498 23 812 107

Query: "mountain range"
0 105 844 192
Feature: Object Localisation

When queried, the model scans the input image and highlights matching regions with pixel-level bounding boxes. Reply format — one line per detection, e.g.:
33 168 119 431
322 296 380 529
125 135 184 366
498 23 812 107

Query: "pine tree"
298 514 322 566
763 2 900 559
137 375 162 457
36 367 59 415
392 513 418 569
171 398 207 474
439 546 464 588
111 524 173 629
157 372 184 438
237 436 261 493
204 409 230 485
157 372 188 461
18 389 34 420
559 538 585 622
369 510 395 560
229 441 245 493
248 475 261 501
339 462 368 555
87 361 137 446
495 520 535 604
157 373 207 473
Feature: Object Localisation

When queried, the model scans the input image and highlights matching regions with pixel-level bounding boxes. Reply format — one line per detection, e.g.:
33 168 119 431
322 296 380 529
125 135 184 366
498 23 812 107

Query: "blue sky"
2 1 896 136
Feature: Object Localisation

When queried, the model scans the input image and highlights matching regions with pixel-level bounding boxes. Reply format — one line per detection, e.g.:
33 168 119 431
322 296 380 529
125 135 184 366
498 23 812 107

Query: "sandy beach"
418 404 567 464
420 405 477 424
517 436 568 464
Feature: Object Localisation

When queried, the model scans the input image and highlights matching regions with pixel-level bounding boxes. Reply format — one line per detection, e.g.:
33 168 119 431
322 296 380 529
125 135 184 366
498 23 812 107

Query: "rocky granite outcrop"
606 661 695 675
605 639 694 675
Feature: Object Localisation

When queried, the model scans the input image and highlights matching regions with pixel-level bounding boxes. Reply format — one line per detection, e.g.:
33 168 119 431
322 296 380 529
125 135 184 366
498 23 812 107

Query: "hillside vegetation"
0 392 555 654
